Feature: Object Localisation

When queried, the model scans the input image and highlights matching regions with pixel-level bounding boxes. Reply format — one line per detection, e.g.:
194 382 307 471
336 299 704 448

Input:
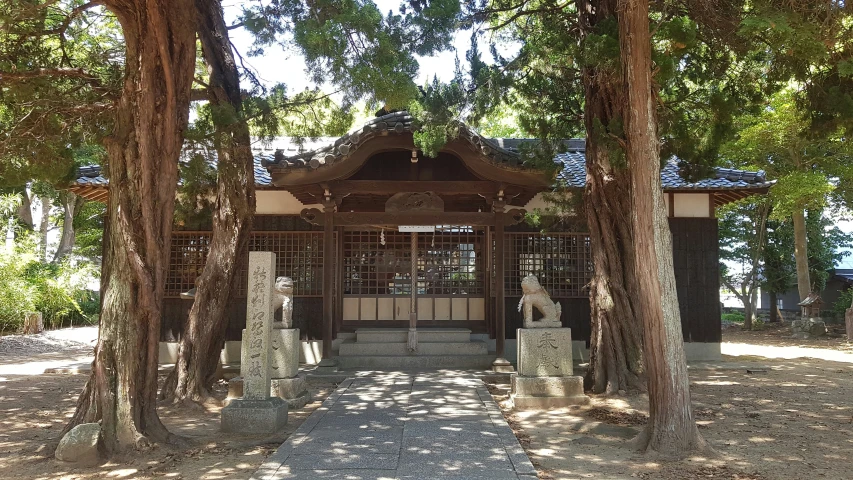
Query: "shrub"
721 312 745 323
832 289 853 319
0 255 37 332
0 246 98 332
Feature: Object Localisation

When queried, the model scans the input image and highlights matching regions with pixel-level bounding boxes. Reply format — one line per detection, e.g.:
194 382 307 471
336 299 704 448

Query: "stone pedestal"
221 397 288 434
511 327 588 409
492 357 515 373
272 376 311 409
270 328 300 379
791 317 827 339
226 376 311 409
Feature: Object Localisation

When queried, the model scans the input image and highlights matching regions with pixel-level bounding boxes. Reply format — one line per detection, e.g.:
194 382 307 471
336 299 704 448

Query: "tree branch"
0 67 102 84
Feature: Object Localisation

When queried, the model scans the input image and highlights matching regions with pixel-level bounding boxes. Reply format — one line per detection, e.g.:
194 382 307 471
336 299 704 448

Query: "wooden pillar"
320 199 336 366
492 199 513 372
484 226 493 337
407 231 418 351
335 226 345 335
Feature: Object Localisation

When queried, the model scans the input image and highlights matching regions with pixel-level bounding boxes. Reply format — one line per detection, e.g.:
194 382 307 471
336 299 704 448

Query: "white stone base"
510 375 589 409
220 397 288 433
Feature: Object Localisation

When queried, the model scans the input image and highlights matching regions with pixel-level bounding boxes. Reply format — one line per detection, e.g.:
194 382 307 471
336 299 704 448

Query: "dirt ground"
0 354 337 480
485 325 853 480
3 324 853 480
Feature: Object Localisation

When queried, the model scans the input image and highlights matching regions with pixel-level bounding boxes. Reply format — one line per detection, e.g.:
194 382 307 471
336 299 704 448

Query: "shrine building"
70 111 774 369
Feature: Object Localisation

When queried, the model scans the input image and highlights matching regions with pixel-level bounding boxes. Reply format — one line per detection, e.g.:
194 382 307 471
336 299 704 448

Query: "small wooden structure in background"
798 293 824 318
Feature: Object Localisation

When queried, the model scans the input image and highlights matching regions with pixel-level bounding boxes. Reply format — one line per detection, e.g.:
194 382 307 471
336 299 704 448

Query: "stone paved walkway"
253 372 537 479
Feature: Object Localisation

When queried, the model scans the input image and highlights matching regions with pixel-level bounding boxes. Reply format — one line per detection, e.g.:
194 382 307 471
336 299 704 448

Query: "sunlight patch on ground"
723 342 853 363
106 468 138 477
693 380 741 386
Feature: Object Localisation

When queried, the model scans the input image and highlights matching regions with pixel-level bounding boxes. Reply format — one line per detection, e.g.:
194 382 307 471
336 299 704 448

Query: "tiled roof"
832 269 853 283
263 111 524 171
556 151 775 190
71 135 774 193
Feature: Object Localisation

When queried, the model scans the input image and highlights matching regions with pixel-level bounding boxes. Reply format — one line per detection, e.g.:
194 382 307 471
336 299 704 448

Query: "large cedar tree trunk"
580 0 645 395
62 0 197 453
792 209 811 301
160 0 256 404
618 0 707 455
53 191 85 263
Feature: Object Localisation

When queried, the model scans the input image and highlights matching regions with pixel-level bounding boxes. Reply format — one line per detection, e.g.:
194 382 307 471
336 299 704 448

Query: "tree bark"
16 187 34 231
38 194 51 260
792 209 811 302
61 0 197 453
580 0 646 395
160 0 256 404
768 291 778 322
618 0 706 455
743 293 754 330
53 191 85 263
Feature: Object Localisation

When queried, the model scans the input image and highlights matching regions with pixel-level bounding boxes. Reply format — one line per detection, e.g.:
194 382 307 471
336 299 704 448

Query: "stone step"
339 340 488 357
355 328 472 344
337 354 495 370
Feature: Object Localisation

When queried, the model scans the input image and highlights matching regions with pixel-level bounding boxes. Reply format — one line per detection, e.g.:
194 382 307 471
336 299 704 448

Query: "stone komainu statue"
272 276 294 329
518 275 562 329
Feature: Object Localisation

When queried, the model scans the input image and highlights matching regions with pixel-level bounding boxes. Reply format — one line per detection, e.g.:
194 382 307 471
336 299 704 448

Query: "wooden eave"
267 134 554 190
69 185 109 203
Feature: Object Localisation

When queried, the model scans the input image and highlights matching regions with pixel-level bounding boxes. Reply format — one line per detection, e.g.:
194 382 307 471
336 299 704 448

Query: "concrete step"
337 354 495 370
339 341 488 357
355 328 472 343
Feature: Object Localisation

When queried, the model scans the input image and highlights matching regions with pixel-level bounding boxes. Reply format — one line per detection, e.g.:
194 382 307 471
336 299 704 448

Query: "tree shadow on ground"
486 356 853 480
0 371 336 479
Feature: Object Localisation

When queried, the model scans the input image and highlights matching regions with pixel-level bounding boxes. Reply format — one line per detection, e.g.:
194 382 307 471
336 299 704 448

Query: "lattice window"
422 227 484 295
235 232 326 297
166 231 326 297
343 230 412 295
504 232 592 298
343 228 485 296
166 232 211 297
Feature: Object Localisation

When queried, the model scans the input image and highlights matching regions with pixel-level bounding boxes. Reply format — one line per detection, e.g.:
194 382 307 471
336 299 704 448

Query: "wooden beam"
328 180 518 196
334 212 501 226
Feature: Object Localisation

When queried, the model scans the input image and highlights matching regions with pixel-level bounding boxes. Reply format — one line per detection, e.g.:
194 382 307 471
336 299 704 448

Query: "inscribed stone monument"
221 252 288 433
511 276 588 409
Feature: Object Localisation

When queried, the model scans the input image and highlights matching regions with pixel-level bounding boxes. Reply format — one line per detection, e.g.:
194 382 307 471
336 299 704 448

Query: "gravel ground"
0 326 98 355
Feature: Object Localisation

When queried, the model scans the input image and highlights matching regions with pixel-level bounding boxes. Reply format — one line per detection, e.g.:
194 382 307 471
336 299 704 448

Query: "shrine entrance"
341 227 487 329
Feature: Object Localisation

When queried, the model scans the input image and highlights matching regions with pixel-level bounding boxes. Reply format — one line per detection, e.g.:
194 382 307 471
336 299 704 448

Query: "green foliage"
804 208 852 292
721 312 745 324
832 289 853 318
723 89 852 217
0 241 97 332
0 1 122 187
238 0 460 110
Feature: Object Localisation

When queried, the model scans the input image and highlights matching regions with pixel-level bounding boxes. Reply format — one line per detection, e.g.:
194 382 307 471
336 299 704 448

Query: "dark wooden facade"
160 215 722 345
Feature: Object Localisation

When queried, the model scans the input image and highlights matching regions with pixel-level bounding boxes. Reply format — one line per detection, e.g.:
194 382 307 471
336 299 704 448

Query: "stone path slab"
253 372 536 480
